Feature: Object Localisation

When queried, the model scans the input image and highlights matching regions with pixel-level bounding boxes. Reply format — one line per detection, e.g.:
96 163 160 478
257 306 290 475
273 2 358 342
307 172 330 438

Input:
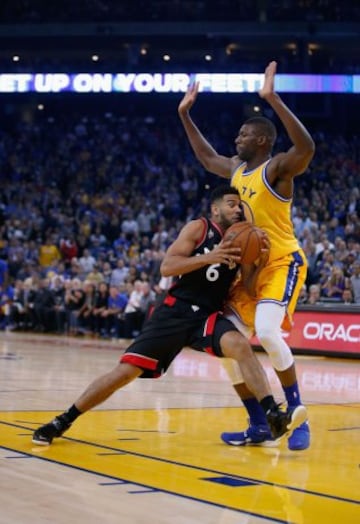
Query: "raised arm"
261 61 315 182
160 219 242 277
178 82 235 178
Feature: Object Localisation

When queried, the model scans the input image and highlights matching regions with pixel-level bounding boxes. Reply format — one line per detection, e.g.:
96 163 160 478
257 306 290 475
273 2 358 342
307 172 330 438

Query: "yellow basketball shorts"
228 249 307 332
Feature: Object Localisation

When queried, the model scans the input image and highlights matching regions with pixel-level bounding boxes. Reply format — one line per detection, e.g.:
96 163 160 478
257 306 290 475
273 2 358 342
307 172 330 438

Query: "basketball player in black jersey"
32 185 306 446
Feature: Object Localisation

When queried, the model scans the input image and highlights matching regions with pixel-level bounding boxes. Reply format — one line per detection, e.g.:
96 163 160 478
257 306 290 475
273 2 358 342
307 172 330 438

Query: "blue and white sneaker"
288 421 310 451
221 423 279 447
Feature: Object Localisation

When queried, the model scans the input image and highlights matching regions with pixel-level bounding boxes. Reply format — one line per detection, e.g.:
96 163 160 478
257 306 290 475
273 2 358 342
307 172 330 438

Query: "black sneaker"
266 405 307 441
32 415 71 446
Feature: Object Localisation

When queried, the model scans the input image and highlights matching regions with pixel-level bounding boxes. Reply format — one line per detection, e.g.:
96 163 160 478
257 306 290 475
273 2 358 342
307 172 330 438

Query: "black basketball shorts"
120 297 237 378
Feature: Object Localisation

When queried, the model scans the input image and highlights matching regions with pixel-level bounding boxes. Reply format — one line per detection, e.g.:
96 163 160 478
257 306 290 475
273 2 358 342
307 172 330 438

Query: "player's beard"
219 211 240 231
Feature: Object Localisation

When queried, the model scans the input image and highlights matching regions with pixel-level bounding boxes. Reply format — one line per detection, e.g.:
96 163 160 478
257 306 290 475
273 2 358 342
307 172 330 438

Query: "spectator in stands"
0 285 12 329
138 281 156 327
297 285 308 304
65 258 83 280
350 262 360 303
333 237 349 264
321 266 349 301
59 236 79 267
346 237 360 258
315 235 335 259
121 211 139 241
99 284 128 338
32 278 56 332
38 236 61 268
23 240 40 266
103 215 121 245
307 284 321 305
110 258 129 287
327 217 345 244
91 282 110 336
78 248 96 274
0 258 9 289
77 215 92 241
75 281 97 335
151 222 169 251
341 288 354 304
125 263 140 285
303 239 319 287
105 249 118 268
100 261 113 285
317 249 336 288
6 237 25 279
123 280 144 338
303 210 319 235
342 251 358 278
52 277 67 334
65 279 86 335
86 264 105 285
137 203 156 238
7 279 27 330
344 214 360 243
154 275 173 306
113 232 130 256
90 226 107 247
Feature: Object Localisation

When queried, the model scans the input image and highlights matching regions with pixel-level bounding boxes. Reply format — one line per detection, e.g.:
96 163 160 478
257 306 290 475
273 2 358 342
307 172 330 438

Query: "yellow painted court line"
1 408 360 524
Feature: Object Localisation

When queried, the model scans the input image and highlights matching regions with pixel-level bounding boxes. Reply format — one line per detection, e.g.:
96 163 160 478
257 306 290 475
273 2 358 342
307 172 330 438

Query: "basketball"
224 222 264 264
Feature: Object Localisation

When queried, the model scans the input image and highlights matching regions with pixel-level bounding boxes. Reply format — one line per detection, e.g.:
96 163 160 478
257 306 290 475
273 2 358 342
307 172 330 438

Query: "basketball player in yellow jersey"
178 61 315 450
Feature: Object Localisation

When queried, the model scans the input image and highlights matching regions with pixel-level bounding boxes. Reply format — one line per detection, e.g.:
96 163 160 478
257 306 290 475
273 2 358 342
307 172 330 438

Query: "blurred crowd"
0 106 359 337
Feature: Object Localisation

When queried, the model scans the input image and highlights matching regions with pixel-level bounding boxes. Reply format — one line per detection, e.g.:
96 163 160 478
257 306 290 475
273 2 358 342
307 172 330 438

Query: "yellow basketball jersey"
231 160 300 262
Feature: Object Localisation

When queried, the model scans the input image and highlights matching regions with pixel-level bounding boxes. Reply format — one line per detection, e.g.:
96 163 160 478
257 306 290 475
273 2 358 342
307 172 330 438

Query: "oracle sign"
303 322 359 343
251 310 360 356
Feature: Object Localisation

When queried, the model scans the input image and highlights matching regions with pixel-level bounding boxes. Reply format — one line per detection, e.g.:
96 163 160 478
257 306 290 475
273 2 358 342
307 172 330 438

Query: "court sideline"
1 332 359 524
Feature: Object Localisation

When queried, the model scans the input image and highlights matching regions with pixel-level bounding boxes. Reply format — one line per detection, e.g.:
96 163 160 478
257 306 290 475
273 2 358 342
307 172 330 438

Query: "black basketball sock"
260 395 278 414
62 404 82 423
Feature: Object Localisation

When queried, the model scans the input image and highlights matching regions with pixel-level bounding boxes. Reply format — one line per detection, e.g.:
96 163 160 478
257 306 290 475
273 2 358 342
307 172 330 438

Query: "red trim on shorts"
164 294 176 306
204 312 217 336
121 353 158 370
202 312 218 356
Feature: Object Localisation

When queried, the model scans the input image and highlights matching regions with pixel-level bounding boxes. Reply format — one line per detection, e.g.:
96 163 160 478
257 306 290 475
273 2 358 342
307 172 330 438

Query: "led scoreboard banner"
0 72 359 93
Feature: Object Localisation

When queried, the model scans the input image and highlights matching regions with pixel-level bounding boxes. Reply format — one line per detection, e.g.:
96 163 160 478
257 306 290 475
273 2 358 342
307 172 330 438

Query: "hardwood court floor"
1 332 359 524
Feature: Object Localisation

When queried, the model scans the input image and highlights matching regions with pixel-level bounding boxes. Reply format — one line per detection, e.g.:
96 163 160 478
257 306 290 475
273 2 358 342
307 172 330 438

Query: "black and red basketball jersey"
168 218 238 311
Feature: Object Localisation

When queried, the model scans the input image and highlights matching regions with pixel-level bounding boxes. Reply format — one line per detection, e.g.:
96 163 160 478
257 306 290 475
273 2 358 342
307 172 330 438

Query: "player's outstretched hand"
178 82 200 115
259 61 277 100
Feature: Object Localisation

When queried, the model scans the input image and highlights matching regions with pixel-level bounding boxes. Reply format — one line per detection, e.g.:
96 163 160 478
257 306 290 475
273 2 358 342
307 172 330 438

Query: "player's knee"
112 362 141 387
221 358 244 385
255 328 294 370
268 346 294 371
256 325 279 349
221 330 252 360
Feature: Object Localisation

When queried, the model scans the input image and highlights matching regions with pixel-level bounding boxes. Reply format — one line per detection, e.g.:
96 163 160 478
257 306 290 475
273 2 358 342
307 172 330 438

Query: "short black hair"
210 184 239 204
244 116 277 147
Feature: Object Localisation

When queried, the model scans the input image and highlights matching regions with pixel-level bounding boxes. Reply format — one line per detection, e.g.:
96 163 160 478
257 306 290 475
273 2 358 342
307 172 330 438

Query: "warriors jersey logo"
241 201 255 224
